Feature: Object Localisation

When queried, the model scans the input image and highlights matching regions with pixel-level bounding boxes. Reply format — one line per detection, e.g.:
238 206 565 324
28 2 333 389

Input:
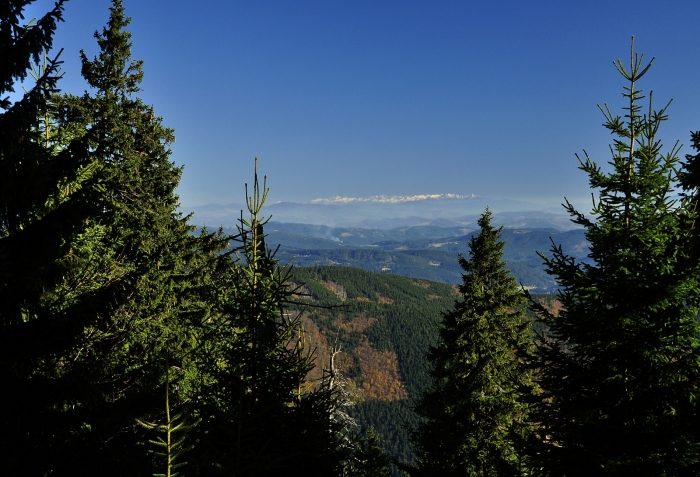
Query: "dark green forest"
5 2 700 476
288 266 457 474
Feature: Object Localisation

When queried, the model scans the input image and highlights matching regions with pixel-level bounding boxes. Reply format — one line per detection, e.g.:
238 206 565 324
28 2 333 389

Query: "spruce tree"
51 1 216 472
191 163 373 476
2 1 220 472
192 165 306 475
0 2 111 473
529 40 700 476
410 209 534 477
137 364 200 477
680 130 700 202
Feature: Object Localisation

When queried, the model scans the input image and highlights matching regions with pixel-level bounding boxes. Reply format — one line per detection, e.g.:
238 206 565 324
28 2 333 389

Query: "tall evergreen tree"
410 209 534 477
0 2 114 473
192 163 356 476
50 1 217 472
1 1 218 473
529 40 700 476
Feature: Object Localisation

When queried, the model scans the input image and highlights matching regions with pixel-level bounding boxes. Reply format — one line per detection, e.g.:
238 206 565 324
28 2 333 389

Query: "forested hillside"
287 265 556 472
289 266 454 469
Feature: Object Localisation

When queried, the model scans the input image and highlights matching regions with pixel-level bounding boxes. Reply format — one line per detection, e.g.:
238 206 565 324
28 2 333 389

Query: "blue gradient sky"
22 0 700 209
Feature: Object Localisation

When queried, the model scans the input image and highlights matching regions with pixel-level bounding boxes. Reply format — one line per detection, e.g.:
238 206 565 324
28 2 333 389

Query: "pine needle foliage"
191 161 386 476
192 161 316 475
679 130 700 206
411 209 535 477
0 2 109 473
528 39 700 476
137 366 200 477
47 3 212 472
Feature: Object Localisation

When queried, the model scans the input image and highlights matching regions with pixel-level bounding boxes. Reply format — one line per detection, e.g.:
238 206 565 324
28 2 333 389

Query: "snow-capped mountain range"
180 193 580 230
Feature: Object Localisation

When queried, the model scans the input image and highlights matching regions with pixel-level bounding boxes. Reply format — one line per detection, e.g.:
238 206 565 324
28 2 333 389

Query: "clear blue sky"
23 0 700 209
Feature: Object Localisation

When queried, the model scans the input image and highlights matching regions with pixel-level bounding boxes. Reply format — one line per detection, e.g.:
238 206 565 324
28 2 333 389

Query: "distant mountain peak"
310 193 481 204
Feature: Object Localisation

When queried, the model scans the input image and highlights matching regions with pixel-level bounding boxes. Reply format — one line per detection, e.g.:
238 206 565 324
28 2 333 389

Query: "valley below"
192 206 584 472
251 217 588 293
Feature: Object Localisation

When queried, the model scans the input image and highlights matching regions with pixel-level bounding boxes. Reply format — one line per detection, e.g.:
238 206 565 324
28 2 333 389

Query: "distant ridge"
180 195 581 230
310 193 480 204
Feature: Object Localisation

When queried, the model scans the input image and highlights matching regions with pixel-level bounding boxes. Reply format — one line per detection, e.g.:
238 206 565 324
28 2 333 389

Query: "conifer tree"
137 364 200 477
344 427 392 477
0 2 112 473
50 1 216 472
191 163 378 476
410 209 534 477
193 164 310 475
3 1 220 472
680 130 700 203
529 40 700 476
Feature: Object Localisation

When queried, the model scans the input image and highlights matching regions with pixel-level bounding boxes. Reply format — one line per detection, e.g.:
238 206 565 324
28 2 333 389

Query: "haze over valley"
184 196 589 293
182 193 583 230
